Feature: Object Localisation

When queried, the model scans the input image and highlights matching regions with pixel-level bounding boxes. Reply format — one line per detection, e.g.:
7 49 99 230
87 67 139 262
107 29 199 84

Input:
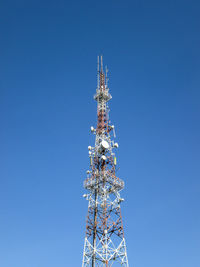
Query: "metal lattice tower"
82 56 129 267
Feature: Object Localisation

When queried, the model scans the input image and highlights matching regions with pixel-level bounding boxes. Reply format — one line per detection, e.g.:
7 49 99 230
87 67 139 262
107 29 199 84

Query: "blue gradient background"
0 0 200 266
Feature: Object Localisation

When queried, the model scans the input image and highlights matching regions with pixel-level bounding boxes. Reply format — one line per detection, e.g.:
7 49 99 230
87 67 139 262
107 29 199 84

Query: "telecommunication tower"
82 56 129 267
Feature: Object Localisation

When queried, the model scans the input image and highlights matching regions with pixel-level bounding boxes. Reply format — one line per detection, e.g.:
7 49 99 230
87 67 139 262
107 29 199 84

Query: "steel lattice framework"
82 56 129 267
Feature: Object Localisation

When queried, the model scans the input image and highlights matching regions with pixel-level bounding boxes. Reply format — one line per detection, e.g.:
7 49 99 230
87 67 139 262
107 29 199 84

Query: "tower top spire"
97 55 107 89
97 55 106 90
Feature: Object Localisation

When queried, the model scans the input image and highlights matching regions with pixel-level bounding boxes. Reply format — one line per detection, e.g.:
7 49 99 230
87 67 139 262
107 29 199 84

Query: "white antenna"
101 55 103 72
105 65 109 88
113 127 116 138
97 56 100 89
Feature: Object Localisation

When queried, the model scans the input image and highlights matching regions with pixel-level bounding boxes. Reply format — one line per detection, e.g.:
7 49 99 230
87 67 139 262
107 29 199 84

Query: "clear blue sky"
0 0 200 266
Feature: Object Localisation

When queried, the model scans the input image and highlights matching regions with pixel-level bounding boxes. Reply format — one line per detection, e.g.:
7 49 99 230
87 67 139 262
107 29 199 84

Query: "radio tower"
82 56 129 267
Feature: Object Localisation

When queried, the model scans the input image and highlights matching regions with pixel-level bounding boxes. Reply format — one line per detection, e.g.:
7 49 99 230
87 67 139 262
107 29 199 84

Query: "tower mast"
82 57 129 267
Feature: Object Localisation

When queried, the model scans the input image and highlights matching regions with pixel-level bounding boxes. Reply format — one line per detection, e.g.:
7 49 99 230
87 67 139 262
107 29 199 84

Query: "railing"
84 170 124 191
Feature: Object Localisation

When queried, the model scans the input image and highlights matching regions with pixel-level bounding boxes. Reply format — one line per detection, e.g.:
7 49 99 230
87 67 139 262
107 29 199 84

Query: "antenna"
97 56 100 89
100 55 103 72
105 65 109 88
